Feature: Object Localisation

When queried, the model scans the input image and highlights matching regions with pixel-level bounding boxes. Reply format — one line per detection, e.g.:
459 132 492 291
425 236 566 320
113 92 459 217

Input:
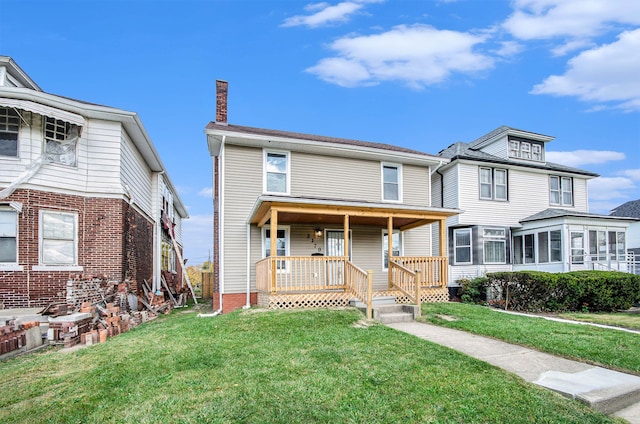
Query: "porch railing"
389 260 421 305
390 256 448 288
256 256 349 293
345 261 373 318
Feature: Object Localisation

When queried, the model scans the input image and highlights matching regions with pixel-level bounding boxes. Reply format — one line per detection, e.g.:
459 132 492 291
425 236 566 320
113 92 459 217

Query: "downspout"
200 136 225 317
430 160 445 208
244 222 251 309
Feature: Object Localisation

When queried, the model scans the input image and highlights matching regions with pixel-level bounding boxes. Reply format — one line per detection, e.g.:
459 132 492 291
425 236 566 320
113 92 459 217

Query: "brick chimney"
216 80 228 125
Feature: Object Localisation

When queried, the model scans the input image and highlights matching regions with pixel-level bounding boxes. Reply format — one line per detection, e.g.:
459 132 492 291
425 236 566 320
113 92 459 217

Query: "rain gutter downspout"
200 135 226 317
431 160 445 207
244 222 251 309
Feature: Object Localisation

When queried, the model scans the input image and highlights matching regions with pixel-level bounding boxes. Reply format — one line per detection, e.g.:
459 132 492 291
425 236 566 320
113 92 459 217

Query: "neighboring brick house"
0 56 188 308
432 126 637 285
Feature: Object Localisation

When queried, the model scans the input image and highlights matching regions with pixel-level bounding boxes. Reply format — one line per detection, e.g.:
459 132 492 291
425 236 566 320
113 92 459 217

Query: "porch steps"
349 296 396 309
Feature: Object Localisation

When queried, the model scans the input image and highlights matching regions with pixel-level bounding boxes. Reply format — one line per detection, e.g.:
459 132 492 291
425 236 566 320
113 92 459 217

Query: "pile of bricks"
1 320 27 354
48 313 93 348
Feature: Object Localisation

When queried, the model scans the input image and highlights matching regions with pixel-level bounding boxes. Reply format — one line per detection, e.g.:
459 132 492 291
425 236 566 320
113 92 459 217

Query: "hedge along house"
206 81 459 314
0 56 188 308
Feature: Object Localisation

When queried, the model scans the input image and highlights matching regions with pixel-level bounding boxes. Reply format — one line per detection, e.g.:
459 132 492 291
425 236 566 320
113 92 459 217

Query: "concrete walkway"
387 321 640 423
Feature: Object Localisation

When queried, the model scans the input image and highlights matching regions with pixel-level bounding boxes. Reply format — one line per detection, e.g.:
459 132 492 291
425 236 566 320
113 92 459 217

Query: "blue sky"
1 0 638 265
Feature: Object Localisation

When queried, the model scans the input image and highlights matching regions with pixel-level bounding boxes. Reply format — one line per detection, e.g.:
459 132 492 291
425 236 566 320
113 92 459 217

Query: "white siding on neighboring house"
173 214 183 244
121 129 153 217
480 136 508 159
83 119 123 195
572 178 589 212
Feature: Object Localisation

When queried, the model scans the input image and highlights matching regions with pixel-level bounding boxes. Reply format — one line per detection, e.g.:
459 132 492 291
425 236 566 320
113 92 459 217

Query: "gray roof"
521 208 639 223
437 140 599 177
206 122 439 158
610 199 640 218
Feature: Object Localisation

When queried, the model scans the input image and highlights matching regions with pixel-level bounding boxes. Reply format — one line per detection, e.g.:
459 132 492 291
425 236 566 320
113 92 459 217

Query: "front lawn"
420 303 640 375
558 311 640 331
0 307 619 423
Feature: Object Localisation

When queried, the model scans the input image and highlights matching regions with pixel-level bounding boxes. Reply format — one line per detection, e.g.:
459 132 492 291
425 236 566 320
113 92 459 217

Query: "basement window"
44 117 78 166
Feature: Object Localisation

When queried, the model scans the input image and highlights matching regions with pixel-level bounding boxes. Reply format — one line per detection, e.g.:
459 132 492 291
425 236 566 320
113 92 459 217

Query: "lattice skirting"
257 291 352 310
257 286 448 310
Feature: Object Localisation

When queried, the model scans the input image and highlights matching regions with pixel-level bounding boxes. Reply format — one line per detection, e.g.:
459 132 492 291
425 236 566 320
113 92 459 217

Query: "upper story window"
0 107 20 157
382 163 402 202
44 117 78 166
0 209 18 263
508 138 544 162
40 210 77 265
549 176 573 206
264 150 290 195
479 167 507 201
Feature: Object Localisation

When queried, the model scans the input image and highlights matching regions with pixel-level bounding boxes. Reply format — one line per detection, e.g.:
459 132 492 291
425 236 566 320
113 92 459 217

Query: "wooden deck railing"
255 256 349 293
345 261 373 318
389 260 421 305
390 256 447 288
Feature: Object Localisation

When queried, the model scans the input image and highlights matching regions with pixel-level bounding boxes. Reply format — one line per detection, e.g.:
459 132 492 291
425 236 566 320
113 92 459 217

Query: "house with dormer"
0 56 188 308
433 126 637 285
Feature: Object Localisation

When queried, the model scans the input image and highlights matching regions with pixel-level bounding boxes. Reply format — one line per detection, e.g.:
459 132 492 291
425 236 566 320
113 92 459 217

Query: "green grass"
0 307 621 423
420 303 640 375
558 311 640 331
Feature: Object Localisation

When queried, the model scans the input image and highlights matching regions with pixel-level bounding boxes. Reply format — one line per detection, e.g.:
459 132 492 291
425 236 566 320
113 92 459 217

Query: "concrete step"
534 367 640 416
378 312 414 324
350 296 396 308
615 398 640 423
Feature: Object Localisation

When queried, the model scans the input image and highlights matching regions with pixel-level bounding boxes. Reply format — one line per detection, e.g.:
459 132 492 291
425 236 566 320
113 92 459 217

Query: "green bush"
458 277 489 304
482 271 640 312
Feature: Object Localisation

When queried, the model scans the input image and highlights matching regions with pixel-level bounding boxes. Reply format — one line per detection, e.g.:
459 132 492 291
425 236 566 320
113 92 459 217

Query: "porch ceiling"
249 196 459 231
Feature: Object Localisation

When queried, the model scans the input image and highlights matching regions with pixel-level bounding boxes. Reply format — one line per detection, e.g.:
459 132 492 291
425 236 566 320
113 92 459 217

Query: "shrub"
458 277 489 304
483 271 640 313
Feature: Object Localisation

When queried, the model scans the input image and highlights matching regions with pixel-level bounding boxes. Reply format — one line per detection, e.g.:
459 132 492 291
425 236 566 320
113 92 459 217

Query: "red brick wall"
0 188 154 309
220 292 257 314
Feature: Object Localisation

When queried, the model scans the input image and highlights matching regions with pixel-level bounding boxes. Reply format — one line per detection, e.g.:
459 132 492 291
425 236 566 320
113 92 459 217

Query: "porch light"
314 229 323 238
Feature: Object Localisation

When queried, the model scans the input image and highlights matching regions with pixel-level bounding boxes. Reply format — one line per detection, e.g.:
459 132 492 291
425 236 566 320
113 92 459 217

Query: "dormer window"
508 137 543 162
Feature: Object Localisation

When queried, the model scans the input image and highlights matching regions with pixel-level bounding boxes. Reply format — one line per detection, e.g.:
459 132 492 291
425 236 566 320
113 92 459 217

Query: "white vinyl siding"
121 130 153 216
224 145 264 293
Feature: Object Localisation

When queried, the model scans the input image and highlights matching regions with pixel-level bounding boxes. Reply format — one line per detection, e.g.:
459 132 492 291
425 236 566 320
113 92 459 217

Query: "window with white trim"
513 234 536 264
570 231 584 264
479 167 507 201
538 230 562 263
453 228 472 264
264 151 290 194
0 209 18 263
483 228 506 264
0 107 20 157
264 227 290 270
382 163 401 201
40 210 77 265
382 230 401 270
549 176 573 206
44 117 78 166
508 138 544 162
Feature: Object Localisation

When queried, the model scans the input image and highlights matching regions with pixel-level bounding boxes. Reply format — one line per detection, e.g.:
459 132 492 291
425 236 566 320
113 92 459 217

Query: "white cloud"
587 176 636 201
198 187 213 197
493 41 524 57
621 168 640 181
282 0 381 28
503 0 640 41
306 24 493 88
550 39 593 57
545 150 626 167
531 29 640 111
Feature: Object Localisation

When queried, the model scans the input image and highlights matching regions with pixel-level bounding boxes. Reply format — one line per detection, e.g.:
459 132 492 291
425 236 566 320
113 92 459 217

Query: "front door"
325 230 352 286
